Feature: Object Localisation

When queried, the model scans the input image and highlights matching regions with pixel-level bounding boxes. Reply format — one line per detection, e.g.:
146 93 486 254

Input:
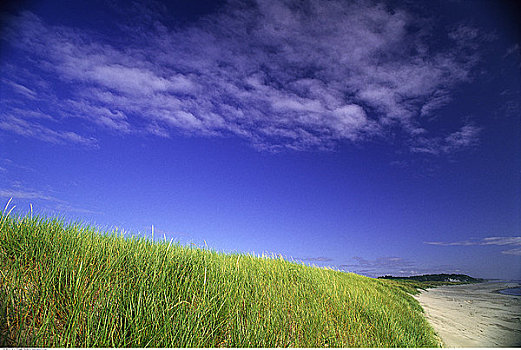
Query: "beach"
414 282 521 347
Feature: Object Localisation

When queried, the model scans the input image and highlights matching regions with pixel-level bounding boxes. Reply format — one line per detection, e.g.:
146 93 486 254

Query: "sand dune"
414 282 521 347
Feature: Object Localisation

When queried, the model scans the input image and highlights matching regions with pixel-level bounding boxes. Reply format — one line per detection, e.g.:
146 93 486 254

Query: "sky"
0 0 520 279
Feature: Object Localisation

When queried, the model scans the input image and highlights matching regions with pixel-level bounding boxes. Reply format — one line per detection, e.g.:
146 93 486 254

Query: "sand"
414 282 521 347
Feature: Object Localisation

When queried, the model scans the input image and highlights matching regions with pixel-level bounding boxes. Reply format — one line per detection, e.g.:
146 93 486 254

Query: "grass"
0 209 440 347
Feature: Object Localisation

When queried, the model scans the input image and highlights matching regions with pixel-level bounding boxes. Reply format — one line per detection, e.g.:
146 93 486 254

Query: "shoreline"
494 287 521 296
414 282 521 347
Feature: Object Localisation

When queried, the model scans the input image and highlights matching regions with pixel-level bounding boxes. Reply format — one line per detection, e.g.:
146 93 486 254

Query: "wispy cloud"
410 124 481 155
1 78 37 99
339 256 462 278
504 43 519 58
340 256 416 277
0 188 101 215
297 256 334 262
0 157 35 174
426 236 521 256
1 1 482 152
0 114 98 147
443 124 481 152
0 189 59 202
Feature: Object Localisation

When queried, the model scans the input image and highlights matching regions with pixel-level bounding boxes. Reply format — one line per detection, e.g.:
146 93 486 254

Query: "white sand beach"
414 282 521 347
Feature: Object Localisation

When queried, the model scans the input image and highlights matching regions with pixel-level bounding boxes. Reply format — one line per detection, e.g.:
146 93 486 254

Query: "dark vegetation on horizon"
378 274 484 283
378 274 484 292
0 209 441 347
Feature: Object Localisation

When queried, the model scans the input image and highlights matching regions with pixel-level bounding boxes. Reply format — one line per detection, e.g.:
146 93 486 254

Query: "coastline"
414 282 521 347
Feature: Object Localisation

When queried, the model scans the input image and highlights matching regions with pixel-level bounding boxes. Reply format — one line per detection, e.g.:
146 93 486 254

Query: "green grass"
0 210 440 347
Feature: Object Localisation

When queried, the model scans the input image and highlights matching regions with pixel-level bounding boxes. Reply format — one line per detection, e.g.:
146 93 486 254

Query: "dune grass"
0 209 440 347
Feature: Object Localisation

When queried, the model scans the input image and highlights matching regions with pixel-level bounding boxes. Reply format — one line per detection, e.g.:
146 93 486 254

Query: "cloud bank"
0 0 481 152
426 236 521 256
339 256 462 278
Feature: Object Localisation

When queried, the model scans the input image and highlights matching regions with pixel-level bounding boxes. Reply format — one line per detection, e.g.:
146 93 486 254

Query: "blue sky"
0 0 520 279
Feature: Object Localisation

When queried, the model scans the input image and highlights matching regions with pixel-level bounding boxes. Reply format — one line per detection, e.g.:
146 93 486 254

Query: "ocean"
498 287 521 296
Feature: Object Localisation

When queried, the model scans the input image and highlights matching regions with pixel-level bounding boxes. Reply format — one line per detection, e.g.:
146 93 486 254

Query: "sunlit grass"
0 209 440 347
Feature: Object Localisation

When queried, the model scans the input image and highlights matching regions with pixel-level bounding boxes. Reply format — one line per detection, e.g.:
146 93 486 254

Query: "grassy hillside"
0 211 440 347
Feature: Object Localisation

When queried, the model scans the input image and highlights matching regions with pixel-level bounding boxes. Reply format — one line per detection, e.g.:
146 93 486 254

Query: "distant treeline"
378 274 484 283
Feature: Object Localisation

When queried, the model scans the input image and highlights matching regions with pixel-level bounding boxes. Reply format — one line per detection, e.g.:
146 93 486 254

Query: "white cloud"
481 237 521 246
0 189 59 202
501 247 521 256
443 124 481 152
2 79 37 99
0 115 98 147
0 188 101 215
426 236 521 256
0 1 482 152
420 93 452 117
0 114 97 147
410 123 481 155
65 100 131 133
